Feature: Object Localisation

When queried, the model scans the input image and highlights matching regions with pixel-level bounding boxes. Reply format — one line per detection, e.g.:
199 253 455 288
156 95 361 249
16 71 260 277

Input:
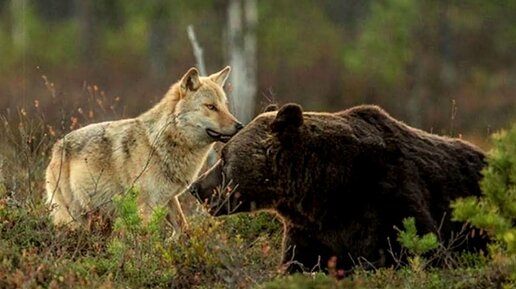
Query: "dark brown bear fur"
189 103 487 273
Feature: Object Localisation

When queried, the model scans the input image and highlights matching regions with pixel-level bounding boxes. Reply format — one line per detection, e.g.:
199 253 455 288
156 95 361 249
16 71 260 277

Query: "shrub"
452 125 516 253
397 217 439 257
396 217 439 272
90 188 283 288
452 124 516 281
253 273 356 289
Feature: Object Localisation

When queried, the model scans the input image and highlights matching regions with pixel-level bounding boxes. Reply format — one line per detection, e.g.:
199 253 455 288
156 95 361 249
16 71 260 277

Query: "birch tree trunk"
227 0 258 124
11 0 28 54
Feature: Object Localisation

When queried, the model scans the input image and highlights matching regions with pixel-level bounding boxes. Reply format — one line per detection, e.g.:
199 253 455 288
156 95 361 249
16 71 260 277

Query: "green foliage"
0 194 112 288
256 216 511 289
1 1 78 70
396 217 439 274
222 211 282 240
452 124 516 256
101 16 148 65
256 264 513 289
112 187 144 231
344 0 420 86
259 1 342 71
84 188 282 288
103 188 174 287
163 212 282 288
0 180 282 288
397 217 439 256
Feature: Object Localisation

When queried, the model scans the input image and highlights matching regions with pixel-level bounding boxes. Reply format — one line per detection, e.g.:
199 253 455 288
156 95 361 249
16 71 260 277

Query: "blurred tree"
322 0 370 32
227 0 258 124
10 0 28 54
343 0 422 122
76 0 98 65
258 0 344 110
35 0 73 21
0 0 514 137
148 0 169 79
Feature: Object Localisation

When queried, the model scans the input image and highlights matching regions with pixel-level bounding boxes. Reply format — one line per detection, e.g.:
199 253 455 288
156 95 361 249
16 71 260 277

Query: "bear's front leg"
281 226 331 274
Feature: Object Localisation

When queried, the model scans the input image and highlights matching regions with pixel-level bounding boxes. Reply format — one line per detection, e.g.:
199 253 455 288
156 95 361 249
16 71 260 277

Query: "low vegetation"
0 85 514 288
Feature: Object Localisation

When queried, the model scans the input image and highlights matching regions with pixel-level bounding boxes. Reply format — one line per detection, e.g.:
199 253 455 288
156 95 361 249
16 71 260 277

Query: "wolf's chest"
153 146 208 183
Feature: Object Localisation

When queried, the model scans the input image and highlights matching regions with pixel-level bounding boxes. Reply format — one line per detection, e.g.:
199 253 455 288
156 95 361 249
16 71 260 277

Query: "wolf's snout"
235 122 244 131
206 120 242 143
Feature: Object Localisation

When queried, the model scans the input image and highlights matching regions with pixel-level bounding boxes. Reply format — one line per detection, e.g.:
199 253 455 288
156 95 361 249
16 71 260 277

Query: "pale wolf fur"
45 66 242 233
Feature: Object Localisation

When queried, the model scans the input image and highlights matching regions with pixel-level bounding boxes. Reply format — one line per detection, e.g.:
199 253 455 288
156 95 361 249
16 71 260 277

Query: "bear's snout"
189 159 224 205
188 182 200 198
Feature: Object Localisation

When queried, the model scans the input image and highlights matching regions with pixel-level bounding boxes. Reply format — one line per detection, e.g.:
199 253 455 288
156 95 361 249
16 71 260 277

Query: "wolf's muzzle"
235 122 244 131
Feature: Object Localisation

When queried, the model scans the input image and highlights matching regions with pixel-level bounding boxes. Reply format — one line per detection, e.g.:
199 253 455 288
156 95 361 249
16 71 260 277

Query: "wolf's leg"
174 196 190 231
166 196 189 236
49 201 80 228
46 178 81 228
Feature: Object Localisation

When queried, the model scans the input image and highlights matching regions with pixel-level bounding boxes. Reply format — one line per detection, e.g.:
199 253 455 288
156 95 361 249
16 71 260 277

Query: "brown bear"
189 103 487 273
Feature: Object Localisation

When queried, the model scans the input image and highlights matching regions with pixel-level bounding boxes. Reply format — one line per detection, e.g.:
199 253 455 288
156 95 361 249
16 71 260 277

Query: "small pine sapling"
452 125 516 255
397 217 439 272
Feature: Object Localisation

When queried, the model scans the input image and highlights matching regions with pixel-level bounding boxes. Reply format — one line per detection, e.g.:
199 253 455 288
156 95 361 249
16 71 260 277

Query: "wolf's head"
173 66 243 145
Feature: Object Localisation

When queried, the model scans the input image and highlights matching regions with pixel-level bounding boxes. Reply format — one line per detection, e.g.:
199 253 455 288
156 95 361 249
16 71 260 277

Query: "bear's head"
189 103 363 217
188 103 303 215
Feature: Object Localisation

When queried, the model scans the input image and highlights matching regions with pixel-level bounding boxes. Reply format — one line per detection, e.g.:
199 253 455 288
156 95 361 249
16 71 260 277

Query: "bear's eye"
206 104 218 111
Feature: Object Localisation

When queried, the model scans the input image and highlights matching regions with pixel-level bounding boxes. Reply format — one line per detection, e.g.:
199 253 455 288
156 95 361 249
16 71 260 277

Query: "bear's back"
338 105 485 242
292 105 484 233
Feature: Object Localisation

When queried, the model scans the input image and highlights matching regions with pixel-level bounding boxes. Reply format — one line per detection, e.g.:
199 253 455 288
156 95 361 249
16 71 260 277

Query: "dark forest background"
1 0 515 146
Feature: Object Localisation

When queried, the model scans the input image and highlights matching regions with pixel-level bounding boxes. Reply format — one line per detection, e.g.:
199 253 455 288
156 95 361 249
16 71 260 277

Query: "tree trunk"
11 0 29 54
149 0 168 80
76 0 97 65
227 0 258 124
243 0 257 117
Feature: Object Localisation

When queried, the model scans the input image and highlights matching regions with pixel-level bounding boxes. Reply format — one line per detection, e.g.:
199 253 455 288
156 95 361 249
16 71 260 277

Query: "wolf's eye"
206 104 218 111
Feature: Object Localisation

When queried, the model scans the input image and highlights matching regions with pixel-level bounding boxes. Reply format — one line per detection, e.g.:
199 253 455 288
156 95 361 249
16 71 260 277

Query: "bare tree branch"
187 25 207 76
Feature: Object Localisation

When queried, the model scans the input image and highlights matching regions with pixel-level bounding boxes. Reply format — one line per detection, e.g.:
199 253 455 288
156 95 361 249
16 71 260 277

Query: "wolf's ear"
181 67 201 93
270 103 303 134
209 66 231 87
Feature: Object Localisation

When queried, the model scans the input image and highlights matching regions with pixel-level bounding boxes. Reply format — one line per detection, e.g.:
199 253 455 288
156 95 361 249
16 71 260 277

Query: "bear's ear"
263 104 278 112
270 103 303 133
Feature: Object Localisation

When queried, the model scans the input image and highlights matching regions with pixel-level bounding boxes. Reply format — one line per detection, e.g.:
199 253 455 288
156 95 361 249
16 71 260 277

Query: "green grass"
0 184 283 288
2 183 512 289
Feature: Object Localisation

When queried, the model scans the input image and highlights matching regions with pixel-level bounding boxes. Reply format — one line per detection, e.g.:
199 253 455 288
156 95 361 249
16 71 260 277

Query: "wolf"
45 66 242 234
